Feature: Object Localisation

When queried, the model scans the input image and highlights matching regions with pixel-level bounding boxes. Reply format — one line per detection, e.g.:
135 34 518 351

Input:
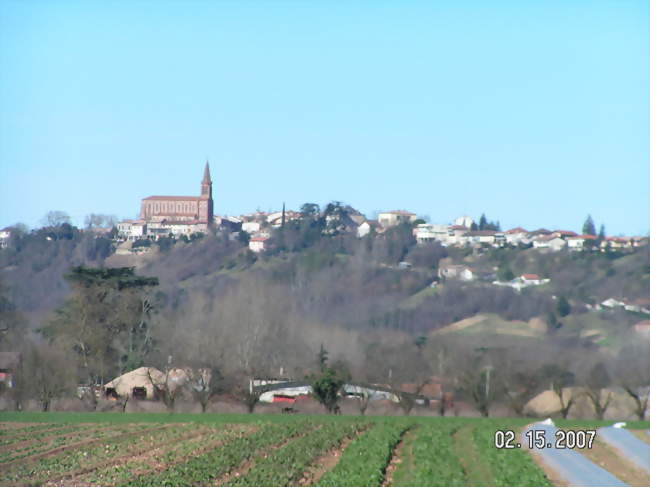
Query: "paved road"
598 427 650 475
522 423 628 487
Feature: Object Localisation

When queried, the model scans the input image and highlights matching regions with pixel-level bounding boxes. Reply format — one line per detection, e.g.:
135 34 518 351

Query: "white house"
249 236 269 253
438 264 475 281
242 221 261 234
378 210 417 228
116 220 147 241
505 227 530 246
454 216 474 228
601 298 626 309
0 228 11 249
532 235 567 252
357 220 379 238
567 235 597 251
414 224 449 244
466 230 496 246
520 274 544 286
447 226 469 246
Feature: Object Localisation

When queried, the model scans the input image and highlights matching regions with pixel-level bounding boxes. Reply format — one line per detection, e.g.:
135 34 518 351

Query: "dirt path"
452 426 494 487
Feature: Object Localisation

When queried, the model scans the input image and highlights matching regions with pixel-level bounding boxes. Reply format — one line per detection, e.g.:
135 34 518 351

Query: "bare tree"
614 342 650 420
583 362 613 420
23 343 76 411
41 210 71 227
539 363 576 419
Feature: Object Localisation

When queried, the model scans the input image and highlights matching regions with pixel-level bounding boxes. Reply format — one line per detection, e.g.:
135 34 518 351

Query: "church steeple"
201 160 212 198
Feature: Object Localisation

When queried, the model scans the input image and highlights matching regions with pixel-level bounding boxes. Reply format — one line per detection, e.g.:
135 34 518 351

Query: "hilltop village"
89 163 642 255
0 162 648 419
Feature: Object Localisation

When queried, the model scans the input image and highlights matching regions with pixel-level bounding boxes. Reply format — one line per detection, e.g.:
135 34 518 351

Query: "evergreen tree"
478 214 488 231
582 215 596 236
556 296 571 317
598 224 606 240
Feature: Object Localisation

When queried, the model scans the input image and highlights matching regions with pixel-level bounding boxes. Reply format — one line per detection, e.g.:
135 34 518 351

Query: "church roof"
142 195 201 201
202 161 212 183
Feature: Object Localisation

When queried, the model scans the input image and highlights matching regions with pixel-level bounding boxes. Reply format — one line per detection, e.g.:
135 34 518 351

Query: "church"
139 162 214 233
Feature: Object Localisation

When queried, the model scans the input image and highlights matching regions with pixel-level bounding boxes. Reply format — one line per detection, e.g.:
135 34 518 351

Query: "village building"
377 210 417 228
453 215 474 228
532 235 567 252
504 227 529 245
438 264 475 281
357 220 380 238
242 221 261 234
138 162 214 234
466 230 497 246
249 236 269 253
413 224 449 244
567 235 598 251
0 352 20 389
0 228 11 249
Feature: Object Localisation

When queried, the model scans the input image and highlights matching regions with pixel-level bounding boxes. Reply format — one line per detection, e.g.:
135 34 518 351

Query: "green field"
1 413 648 486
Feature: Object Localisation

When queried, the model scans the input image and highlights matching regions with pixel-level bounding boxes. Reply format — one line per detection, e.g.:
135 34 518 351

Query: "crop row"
472 422 552 487
0 423 87 448
122 420 316 487
391 423 466 487
225 420 364 487
0 423 152 463
76 424 251 486
0 423 179 483
315 420 412 487
0 423 61 437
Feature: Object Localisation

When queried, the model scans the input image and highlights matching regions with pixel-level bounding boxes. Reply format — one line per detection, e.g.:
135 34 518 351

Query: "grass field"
1 412 648 486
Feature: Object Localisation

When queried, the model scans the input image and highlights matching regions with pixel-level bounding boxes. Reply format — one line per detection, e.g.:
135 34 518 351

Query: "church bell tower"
200 161 214 225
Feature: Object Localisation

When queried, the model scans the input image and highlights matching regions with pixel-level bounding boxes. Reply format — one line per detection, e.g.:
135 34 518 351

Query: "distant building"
0 228 11 249
249 236 269 253
454 216 474 228
139 162 214 233
438 264 475 281
378 210 417 228
532 235 567 252
116 220 147 241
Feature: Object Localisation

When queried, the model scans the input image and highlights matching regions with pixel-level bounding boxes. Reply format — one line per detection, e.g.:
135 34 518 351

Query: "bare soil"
630 429 650 445
43 424 213 486
579 438 650 487
381 427 414 487
525 450 572 487
213 426 318 486
1 423 171 470
298 426 368 486
0 424 117 455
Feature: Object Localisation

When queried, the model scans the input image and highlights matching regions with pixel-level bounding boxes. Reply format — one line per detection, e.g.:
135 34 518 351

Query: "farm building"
0 351 20 388
252 379 428 405
103 367 189 400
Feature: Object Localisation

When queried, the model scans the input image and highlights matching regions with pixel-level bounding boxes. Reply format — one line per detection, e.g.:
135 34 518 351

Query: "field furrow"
222 420 362 487
120 420 315 487
390 422 465 487
0 423 168 484
316 420 411 487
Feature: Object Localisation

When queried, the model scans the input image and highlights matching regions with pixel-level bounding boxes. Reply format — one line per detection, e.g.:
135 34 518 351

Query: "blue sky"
1 1 648 235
